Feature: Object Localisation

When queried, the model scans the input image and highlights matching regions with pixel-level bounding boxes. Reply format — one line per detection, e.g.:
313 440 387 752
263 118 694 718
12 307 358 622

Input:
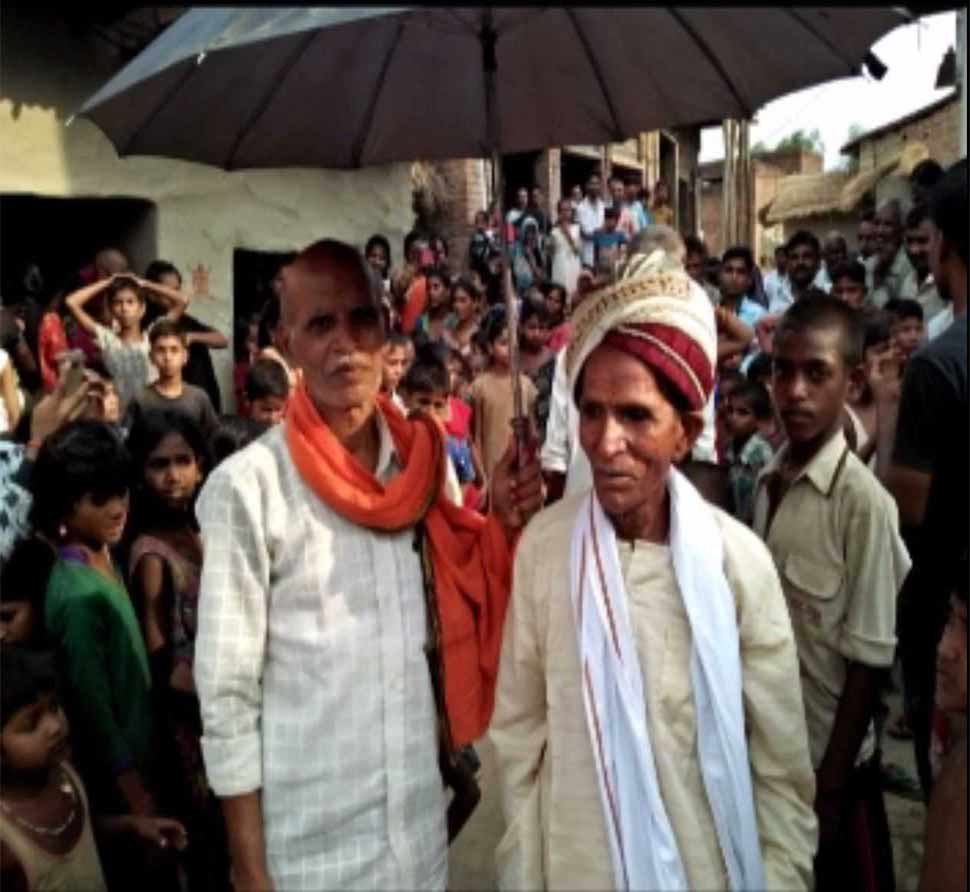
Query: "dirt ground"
448 693 927 891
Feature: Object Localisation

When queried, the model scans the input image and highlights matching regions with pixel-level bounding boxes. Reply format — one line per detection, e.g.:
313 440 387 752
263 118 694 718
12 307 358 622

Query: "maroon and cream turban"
565 249 717 411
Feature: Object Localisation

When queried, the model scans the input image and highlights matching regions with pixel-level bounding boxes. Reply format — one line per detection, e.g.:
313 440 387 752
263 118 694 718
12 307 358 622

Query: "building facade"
839 90 961 211
425 127 704 272
699 148 824 260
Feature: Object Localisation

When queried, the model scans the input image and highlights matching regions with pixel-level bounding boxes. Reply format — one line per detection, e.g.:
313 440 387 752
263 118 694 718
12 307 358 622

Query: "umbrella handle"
501 261 529 469
485 134 529 468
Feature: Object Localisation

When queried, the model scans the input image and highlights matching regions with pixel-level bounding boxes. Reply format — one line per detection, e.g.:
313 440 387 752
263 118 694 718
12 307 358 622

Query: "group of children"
0 259 283 891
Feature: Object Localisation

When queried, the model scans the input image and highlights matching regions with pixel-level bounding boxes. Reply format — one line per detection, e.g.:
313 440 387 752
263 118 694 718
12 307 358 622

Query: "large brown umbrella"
75 6 910 448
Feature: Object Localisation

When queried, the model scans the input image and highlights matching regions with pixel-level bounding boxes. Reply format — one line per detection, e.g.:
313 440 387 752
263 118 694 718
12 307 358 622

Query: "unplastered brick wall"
862 99 960 170
426 159 489 272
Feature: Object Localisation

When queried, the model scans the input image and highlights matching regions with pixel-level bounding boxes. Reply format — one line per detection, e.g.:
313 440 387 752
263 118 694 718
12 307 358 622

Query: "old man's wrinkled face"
578 345 695 525
280 249 385 417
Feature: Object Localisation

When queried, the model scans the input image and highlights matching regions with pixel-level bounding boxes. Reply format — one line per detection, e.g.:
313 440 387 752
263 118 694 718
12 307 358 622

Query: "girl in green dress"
31 421 179 889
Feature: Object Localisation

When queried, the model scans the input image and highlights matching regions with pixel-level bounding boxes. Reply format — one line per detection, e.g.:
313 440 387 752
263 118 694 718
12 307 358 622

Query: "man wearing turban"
490 249 818 891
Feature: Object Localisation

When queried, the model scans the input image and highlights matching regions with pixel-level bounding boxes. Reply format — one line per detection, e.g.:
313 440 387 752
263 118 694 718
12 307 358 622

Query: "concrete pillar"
534 148 561 217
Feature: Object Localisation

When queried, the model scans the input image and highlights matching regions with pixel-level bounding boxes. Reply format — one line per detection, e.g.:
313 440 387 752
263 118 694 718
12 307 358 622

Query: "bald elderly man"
193 239 542 891
866 200 915 308
816 231 848 292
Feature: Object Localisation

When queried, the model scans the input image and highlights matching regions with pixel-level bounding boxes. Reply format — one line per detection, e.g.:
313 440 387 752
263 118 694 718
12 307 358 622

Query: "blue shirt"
737 295 767 329
593 229 628 269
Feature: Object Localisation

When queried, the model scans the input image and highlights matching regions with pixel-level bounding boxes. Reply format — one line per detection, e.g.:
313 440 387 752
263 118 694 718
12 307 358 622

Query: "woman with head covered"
490 248 818 891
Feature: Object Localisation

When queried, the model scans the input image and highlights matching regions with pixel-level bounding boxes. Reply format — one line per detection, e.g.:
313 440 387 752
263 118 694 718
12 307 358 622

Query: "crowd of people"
0 156 965 892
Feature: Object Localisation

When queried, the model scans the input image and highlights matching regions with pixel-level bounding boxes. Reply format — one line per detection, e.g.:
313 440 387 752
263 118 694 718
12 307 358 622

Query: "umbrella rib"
783 10 863 75
350 21 407 168
563 9 624 142
119 61 203 156
223 29 321 168
667 9 752 120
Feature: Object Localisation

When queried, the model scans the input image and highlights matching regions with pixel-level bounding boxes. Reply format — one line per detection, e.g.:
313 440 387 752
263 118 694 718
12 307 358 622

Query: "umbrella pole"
482 13 527 469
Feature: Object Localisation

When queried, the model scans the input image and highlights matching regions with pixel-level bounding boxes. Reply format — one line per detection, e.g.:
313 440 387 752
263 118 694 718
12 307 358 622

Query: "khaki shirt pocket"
782 553 844 637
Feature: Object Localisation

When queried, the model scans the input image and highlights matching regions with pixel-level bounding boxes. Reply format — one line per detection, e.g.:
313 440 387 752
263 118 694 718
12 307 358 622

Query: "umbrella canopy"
77 6 909 170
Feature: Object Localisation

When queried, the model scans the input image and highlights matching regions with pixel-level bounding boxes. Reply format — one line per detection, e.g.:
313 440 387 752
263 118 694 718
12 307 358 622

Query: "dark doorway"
678 177 694 236
0 194 157 296
232 248 295 347
611 162 643 187
561 154 601 200
500 151 541 211
659 132 677 224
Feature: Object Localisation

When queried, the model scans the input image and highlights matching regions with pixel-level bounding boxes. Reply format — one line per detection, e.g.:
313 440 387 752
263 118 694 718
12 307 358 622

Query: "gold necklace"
0 766 78 837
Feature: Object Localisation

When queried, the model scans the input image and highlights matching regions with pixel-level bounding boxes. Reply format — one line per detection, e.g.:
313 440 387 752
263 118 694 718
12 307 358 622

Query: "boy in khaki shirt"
752 295 910 891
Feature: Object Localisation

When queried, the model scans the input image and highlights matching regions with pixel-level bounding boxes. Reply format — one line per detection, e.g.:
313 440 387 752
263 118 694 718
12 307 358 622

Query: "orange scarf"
286 384 513 747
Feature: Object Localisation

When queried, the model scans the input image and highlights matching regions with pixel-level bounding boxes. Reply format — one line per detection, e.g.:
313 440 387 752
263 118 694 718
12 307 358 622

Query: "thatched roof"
838 141 930 212
761 171 852 224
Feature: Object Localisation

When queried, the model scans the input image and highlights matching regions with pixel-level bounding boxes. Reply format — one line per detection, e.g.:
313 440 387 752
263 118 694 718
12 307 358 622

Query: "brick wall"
857 98 960 170
752 160 787 262
428 158 490 273
700 179 723 255
755 148 823 176
534 149 561 219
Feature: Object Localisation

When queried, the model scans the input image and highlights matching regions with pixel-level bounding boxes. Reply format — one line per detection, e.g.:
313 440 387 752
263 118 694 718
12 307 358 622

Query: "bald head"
822 231 848 271
627 224 685 265
876 199 903 227
875 199 904 266
280 239 381 327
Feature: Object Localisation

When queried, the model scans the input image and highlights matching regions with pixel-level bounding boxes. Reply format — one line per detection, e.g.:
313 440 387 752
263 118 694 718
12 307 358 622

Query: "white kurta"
194 418 447 891
576 197 605 268
548 224 582 298
490 494 818 891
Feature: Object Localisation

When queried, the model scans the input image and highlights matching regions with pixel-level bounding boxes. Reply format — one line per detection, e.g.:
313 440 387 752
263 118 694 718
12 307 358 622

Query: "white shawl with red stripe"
569 468 766 891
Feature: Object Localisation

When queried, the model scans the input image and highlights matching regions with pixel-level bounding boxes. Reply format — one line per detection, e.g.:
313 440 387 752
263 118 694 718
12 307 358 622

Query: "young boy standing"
380 333 410 413
846 312 893 469
831 260 869 309
592 206 628 277
126 320 218 440
752 296 910 891
723 380 775 525
884 298 925 366
398 347 473 508
469 308 537 485
245 358 291 426
717 246 766 368
66 274 188 412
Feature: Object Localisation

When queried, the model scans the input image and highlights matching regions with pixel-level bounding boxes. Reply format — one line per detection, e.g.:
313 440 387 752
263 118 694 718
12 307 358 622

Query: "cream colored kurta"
490 493 817 892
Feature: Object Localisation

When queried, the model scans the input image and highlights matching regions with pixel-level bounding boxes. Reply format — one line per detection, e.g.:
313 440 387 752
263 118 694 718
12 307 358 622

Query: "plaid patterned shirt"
194 419 447 890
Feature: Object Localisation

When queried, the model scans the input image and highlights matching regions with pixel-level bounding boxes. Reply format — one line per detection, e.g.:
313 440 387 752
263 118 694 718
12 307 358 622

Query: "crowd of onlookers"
0 156 966 891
